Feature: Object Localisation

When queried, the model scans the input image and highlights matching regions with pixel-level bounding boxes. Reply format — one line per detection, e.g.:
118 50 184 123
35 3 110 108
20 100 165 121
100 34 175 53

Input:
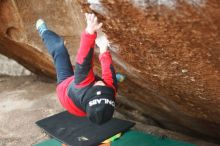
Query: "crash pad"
36 111 135 146
111 130 195 146
34 139 62 146
34 130 195 146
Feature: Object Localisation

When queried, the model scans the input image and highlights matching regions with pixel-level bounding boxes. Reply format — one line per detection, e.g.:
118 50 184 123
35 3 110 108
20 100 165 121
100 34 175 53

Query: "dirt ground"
0 75 60 146
0 75 219 146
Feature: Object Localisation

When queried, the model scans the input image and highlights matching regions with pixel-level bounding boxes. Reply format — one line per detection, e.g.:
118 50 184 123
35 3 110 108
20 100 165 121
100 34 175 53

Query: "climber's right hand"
85 13 103 35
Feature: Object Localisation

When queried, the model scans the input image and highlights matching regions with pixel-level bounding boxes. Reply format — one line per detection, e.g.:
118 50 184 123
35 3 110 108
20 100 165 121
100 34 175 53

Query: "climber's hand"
96 32 109 54
85 13 103 34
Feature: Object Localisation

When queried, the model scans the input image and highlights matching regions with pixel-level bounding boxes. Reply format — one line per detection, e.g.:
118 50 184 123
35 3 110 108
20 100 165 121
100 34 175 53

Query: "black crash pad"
36 111 135 146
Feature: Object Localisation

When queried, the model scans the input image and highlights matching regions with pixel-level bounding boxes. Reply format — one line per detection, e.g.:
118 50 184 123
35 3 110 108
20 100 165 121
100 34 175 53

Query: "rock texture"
0 0 219 142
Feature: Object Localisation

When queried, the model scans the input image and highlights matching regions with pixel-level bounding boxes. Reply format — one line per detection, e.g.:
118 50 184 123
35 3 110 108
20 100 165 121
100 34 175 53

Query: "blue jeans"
42 30 74 84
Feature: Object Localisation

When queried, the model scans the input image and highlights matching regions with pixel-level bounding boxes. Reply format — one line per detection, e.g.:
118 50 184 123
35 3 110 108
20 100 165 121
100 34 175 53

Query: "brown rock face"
0 0 220 142
0 0 85 78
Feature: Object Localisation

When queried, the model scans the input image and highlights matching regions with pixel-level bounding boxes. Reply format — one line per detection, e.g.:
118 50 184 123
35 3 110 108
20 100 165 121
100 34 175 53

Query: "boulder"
0 0 219 142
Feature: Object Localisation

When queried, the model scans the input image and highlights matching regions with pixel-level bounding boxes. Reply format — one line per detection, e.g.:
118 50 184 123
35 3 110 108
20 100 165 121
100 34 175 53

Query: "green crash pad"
111 130 195 146
34 139 62 146
34 131 195 146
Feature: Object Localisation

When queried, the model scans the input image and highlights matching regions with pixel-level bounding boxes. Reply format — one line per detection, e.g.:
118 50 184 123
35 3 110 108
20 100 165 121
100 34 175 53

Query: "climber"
36 13 125 125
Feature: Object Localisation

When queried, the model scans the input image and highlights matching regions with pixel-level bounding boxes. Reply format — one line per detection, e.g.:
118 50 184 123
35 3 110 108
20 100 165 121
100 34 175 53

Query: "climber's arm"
96 34 118 92
74 13 103 88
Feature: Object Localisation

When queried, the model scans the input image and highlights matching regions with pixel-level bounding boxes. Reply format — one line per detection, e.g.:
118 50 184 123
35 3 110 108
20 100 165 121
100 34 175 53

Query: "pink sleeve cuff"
99 51 111 61
82 30 97 41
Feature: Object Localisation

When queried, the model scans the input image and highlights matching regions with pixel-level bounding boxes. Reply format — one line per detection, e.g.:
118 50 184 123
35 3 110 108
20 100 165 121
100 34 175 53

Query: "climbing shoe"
36 19 48 37
116 73 126 83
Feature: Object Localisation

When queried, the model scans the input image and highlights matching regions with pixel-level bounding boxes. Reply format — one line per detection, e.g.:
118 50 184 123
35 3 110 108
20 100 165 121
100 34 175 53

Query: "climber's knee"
48 37 66 57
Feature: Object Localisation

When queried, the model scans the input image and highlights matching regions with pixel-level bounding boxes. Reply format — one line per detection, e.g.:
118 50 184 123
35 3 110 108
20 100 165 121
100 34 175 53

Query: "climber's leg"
36 19 74 84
